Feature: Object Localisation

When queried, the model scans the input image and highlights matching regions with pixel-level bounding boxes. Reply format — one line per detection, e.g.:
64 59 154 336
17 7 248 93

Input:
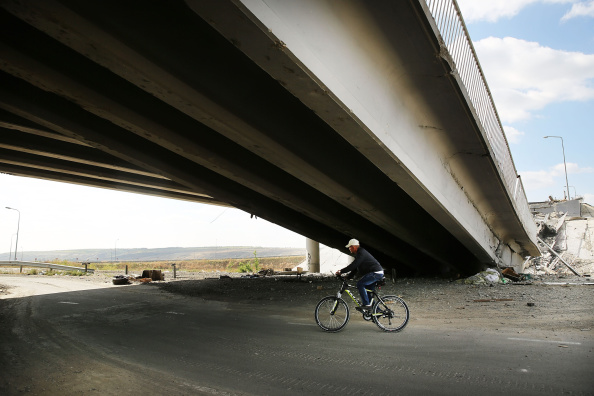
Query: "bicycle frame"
335 278 384 317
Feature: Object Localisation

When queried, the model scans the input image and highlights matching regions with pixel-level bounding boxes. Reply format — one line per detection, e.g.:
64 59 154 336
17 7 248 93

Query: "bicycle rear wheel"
372 295 409 332
315 296 349 332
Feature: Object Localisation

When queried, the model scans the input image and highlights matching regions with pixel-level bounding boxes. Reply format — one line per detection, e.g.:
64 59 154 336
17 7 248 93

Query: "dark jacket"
340 247 383 278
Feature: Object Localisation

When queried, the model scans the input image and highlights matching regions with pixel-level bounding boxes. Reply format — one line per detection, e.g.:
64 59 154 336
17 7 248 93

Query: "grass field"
82 255 304 273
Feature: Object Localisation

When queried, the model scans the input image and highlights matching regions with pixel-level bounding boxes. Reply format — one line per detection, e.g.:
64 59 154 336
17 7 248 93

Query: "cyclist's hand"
335 270 341 277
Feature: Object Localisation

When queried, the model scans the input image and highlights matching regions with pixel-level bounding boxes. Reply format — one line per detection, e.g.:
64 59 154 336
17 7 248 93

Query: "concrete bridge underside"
0 0 539 276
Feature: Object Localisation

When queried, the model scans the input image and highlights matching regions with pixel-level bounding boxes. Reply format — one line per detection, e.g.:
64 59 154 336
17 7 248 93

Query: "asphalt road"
1 277 592 395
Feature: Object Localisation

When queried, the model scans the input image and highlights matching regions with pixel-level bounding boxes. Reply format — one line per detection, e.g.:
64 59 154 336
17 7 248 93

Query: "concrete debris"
258 268 275 276
527 199 594 276
456 268 505 285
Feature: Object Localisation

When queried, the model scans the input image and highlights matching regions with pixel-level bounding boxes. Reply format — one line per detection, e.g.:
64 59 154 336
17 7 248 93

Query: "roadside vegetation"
70 255 300 273
87 254 301 273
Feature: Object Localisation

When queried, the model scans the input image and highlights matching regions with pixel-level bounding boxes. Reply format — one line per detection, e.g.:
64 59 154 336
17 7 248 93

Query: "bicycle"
314 274 409 332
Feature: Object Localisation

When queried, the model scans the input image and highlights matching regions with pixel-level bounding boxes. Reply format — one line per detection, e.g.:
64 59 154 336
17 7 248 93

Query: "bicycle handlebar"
335 274 353 287
335 273 347 281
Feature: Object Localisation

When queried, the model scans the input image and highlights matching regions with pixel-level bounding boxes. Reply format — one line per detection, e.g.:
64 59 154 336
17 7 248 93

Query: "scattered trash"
141 270 164 281
500 268 533 283
112 271 164 285
456 268 504 284
502 268 521 282
112 275 131 285
258 268 274 277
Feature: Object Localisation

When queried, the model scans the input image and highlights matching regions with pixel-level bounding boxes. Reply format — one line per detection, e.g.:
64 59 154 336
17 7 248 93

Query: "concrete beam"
201 0 537 265
0 163 226 205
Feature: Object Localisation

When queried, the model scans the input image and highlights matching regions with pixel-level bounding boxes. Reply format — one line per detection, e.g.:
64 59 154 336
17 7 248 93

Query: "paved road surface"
0 276 592 395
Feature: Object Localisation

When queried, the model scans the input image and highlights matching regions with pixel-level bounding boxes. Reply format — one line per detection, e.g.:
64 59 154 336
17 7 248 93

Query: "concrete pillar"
306 238 320 273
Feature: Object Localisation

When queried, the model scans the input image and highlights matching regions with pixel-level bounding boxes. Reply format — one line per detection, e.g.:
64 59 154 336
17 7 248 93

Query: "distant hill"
2 246 306 262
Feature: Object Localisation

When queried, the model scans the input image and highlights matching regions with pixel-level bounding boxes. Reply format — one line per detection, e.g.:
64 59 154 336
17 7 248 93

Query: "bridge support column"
306 238 320 273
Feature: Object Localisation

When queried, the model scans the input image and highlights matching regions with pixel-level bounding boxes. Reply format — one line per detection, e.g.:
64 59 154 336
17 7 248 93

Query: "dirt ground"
2 270 593 334
152 271 594 335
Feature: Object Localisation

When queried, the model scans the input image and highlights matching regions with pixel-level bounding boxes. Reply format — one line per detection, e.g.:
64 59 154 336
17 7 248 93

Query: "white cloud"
558 162 594 174
503 125 524 143
520 163 593 200
457 0 575 23
561 0 594 21
473 37 594 122
520 169 557 191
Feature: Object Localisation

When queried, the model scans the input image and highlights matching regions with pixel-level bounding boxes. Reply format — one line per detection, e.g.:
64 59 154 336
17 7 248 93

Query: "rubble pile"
526 199 594 276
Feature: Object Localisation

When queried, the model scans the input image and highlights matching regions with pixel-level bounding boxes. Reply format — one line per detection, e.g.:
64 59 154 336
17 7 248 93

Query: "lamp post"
115 238 119 262
8 233 16 261
5 207 20 261
544 136 570 200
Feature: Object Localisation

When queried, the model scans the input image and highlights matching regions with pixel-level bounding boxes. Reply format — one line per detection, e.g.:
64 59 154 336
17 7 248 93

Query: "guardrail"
423 0 535 235
0 261 94 273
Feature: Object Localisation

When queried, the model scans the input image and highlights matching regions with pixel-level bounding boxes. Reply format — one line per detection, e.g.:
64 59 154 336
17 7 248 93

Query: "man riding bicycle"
335 239 384 312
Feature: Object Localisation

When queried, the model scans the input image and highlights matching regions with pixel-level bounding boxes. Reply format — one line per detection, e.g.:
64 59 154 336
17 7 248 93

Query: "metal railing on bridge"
424 0 534 232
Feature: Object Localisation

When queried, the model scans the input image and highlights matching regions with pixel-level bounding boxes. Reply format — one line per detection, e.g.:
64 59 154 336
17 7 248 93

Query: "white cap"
345 239 359 248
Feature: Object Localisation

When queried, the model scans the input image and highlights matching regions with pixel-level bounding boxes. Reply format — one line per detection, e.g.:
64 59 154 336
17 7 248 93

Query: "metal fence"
423 0 535 233
0 261 94 273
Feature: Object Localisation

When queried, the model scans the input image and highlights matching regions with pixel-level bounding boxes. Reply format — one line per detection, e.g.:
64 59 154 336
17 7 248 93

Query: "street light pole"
115 238 119 262
544 136 570 200
5 207 20 261
8 233 15 261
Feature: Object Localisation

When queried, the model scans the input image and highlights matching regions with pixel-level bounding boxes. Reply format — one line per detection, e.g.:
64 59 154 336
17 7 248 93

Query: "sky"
1 0 593 255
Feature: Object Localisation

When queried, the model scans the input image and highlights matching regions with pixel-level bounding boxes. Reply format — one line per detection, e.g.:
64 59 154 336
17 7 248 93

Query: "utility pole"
544 136 570 200
5 207 20 261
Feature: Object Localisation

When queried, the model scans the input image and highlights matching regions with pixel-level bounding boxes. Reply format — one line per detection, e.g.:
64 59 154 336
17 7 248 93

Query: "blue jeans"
357 272 384 306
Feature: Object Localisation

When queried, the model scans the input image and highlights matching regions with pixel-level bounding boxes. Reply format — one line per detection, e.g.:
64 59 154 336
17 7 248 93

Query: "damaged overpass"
0 0 539 276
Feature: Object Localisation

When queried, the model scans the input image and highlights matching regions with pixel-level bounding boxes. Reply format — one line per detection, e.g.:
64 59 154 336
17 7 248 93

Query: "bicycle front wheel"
315 296 350 332
372 295 409 332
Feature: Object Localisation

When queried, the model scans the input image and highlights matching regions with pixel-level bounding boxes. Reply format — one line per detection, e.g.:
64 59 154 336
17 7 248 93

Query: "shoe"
355 305 372 312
